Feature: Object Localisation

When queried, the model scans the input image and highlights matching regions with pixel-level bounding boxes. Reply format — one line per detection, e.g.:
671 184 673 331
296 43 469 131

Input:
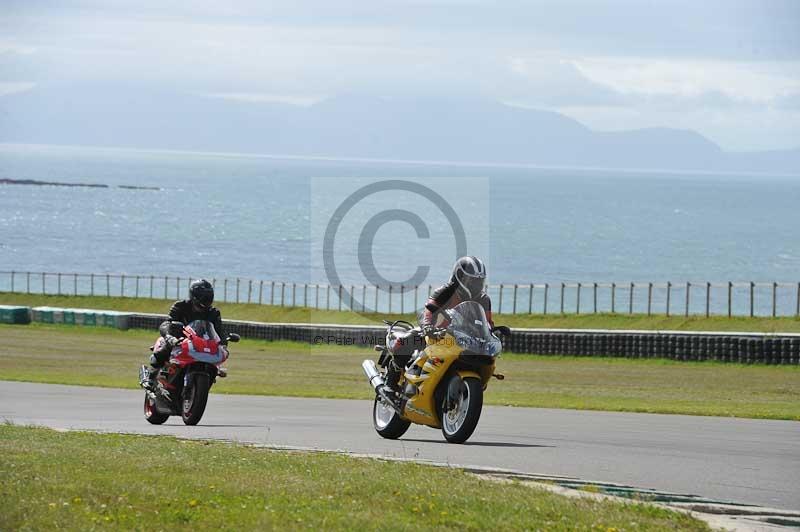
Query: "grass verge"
3 292 800 332
0 424 709 531
2 323 798 420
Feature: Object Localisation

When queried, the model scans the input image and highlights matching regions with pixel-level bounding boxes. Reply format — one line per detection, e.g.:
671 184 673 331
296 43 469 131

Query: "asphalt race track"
2 381 798 511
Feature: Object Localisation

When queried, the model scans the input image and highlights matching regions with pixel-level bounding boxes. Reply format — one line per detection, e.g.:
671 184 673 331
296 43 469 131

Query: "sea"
1 143 798 315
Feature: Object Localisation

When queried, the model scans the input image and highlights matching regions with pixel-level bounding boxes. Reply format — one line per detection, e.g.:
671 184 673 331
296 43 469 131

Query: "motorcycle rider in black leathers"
383 256 493 395
420 256 494 332
147 279 225 383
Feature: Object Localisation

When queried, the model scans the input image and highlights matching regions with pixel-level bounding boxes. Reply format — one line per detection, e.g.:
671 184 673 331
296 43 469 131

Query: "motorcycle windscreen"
444 301 502 356
182 319 226 363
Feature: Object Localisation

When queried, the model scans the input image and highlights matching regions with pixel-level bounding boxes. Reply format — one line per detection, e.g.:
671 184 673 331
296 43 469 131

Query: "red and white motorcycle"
138 320 239 425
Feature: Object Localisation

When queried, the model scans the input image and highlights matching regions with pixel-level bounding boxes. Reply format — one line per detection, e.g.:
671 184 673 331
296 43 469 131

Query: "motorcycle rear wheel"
144 394 169 425
440 375 483 444
373 395 410 439
181 373 210 426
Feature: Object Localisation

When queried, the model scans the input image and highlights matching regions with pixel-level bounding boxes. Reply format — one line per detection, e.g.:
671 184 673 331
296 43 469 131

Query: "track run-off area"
2 381 798 512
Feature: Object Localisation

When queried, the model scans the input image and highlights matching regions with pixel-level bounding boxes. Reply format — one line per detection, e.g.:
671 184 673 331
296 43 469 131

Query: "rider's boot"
146 355 163 388
380 361 403 400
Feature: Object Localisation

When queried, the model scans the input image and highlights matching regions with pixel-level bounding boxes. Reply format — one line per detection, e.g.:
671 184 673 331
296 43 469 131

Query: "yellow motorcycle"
362 301 507 444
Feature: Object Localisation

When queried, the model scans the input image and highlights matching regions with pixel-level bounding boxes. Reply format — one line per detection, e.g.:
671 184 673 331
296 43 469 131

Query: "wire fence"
1 270 799 317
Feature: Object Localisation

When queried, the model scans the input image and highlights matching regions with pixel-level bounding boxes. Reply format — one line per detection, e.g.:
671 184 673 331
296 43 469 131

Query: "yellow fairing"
401 333 495 428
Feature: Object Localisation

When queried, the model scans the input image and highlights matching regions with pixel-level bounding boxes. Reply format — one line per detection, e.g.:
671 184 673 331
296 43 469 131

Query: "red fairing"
183 324 220 355
170 324 227 367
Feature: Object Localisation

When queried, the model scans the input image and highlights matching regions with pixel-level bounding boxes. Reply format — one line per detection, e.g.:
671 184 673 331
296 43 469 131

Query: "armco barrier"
0 305 30 324
126 313 800 365
31 307 131 329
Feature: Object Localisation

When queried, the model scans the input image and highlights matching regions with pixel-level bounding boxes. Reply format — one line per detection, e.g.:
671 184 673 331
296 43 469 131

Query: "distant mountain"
1 83 798 174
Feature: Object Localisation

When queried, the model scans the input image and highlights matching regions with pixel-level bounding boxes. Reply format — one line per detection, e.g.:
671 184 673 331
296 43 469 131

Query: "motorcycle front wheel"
144 394 169 425
181 372 210 426
373 395 410 439
440 375 483 444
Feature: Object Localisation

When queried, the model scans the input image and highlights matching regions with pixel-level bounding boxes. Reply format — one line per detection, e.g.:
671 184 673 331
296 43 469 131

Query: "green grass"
2 323 798 420
0 424 709 531
3 292 800 332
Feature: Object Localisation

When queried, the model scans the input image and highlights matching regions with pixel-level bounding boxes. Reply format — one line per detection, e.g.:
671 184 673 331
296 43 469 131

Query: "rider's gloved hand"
165 335 182 348
421 324 435 337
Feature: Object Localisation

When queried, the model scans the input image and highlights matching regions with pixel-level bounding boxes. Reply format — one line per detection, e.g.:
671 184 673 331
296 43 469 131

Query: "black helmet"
451 256 487 299
189 279 214 310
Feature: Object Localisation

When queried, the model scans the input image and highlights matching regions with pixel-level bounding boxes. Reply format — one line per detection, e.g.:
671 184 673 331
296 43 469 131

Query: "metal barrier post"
388 285 393 313
512 284 518 314
750 282 754 317
106 274 110 297
528 283 534 314
797 282 800 317
666 282 671 316
647 282 652 316
375 285 379 312
42 272 46 294
705 282 711 317
74 273 78 295
593 283 598 313
121 274 125 297
259 281 264 305
57 273 62 295
361 285 366 312
576 283 581 314
91 273 94 295
26 271 30 294
727 282 732 317
414 285 419 310
135 275 139 298
543 283 548 315
150 275 154 298
498 285 504 314
560 283 565 314
337 285 342 311
685 282 690 317
10 270 14 292
236 278 240 303
611 283 616 313
248 280 253 304
272 281 276 306
292 283 296 307
281 283 286 307
629 282 634 315
772 282 777 317
401 285 405 314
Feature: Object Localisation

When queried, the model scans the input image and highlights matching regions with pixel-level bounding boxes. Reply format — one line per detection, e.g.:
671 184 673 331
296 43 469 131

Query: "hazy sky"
1 0 799 150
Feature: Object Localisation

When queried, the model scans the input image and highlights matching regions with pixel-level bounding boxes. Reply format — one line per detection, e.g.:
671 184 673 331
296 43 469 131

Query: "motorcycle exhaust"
362 359 385 391
138 365 150 389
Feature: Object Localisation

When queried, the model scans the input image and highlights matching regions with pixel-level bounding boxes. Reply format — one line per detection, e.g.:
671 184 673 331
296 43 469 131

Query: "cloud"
0 81 35 96
0 1 798 149
502 55 626 107
200 92 323 106
573 58 800 105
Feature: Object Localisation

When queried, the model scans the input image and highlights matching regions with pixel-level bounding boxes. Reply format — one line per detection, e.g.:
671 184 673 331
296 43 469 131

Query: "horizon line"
1 142 799 179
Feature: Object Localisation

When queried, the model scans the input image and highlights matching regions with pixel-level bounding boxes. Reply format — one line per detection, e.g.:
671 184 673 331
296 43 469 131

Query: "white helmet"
451 256 487 298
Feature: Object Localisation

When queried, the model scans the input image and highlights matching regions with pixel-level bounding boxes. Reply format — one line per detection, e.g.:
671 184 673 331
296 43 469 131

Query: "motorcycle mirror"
227 333 241 343
493 326 511 337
